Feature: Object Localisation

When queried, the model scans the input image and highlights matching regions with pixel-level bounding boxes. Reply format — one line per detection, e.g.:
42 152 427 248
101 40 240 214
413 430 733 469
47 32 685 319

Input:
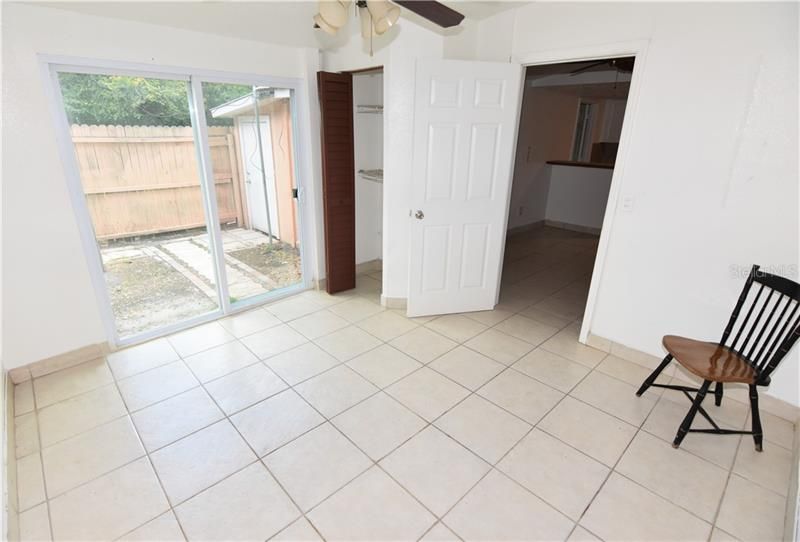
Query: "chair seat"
662 335 757 384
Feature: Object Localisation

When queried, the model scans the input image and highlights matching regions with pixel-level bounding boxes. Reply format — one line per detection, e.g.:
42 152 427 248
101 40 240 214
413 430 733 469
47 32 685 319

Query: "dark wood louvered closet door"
317 71 356 294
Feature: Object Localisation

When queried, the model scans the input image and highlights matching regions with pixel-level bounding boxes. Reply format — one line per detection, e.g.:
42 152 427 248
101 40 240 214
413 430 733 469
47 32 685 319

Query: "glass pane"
201 82 303 305
57 72 220 338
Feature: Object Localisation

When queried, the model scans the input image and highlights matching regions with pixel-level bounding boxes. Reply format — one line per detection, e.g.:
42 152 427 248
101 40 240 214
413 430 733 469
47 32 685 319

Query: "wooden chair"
636 265 800 451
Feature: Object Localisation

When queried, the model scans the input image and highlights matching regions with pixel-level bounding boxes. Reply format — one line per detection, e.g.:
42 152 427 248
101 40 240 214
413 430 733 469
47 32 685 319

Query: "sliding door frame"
40 55 314 348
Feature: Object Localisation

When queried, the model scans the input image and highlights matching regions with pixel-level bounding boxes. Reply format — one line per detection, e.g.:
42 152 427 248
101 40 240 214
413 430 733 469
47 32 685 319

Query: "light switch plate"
621 196 634 213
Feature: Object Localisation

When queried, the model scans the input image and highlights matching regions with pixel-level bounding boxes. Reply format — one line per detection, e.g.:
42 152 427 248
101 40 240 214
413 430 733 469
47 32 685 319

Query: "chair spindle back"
720 265 800 383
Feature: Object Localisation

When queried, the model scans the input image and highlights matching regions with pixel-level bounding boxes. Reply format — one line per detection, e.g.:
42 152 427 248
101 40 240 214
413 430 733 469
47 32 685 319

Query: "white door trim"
512 39 650 344
39 54 315 349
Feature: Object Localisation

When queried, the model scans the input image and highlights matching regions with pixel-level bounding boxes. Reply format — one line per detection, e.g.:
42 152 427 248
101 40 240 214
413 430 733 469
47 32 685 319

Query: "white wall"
477 2 799 405
508 86 578 229
353 72 383 264
1 4 323 369
545 165 613 230
509 82 628 231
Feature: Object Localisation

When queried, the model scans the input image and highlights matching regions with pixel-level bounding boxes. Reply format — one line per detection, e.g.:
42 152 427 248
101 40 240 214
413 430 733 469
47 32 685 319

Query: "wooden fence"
70 124 244 240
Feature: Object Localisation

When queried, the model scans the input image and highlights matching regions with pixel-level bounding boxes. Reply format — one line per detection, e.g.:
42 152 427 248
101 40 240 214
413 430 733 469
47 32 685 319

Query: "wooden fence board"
70 124 244 240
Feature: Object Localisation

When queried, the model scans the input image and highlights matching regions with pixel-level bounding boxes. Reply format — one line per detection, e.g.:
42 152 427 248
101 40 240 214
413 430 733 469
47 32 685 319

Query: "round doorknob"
414 210 424 220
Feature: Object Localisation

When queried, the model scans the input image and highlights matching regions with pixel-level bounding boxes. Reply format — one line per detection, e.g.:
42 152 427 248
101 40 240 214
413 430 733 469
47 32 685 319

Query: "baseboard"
543 219 601 236
586 332 800 422
312 260 382 293
4 374 20 541
356 259 382 276
381 296 407 309
786 420 800 542
313 277 326 291
8 342 110 384
585 333 612 353
506 220 544 236
507 220 601 237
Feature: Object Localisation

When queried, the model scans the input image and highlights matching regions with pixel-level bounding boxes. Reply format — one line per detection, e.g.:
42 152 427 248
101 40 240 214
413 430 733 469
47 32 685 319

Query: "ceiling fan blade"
569 60 609 76
393 1 464 28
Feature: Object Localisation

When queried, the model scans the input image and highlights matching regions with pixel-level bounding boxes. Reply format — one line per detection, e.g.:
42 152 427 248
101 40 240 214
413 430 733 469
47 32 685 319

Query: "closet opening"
317 66 384 297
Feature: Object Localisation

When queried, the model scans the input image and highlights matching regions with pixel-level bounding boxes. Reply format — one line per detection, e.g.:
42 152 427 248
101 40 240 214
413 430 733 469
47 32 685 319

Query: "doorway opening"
52 66 308 345
500 57 635 334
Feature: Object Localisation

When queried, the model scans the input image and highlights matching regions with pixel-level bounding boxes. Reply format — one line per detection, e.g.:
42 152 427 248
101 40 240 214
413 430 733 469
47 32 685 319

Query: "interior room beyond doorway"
502 57 634 329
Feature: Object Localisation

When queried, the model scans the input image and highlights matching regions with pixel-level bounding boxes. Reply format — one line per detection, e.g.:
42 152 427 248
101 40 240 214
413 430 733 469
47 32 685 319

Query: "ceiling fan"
313 0 464 54
569 57 635 76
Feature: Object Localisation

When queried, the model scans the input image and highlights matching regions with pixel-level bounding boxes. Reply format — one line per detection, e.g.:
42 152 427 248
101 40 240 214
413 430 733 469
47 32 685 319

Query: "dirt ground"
228 241 302 290
102 228 301 337
106 255 217 337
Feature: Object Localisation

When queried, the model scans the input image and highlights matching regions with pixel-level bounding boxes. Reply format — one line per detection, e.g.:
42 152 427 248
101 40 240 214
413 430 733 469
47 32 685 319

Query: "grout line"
27 376 56 542
565 372 666 535
105 372 193 542
290 290 593 530
256 287 584 530
433 358 605 528
23 233 598 540
173 308 428 541
120 329 322 540
18 230 789 541
707 435 743 541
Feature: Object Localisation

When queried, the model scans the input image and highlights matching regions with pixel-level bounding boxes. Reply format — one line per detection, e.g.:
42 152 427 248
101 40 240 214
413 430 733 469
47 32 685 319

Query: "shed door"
238 117 279 237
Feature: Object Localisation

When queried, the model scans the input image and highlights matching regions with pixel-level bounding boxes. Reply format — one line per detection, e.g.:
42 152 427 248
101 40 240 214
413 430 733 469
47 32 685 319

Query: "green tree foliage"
58 73 251 127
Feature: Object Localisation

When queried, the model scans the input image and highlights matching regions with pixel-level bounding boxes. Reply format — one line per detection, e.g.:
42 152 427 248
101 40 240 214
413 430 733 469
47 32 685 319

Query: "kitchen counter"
546 160 614 170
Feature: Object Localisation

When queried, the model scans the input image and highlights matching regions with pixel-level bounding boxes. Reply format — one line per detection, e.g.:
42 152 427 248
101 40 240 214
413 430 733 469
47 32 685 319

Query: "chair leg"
636 354 673 397
672 380 712 449
749 384 763 452
714 382 723 406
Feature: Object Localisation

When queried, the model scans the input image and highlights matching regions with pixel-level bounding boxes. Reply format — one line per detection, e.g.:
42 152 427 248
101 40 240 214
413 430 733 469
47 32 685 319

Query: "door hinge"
292 188 299 199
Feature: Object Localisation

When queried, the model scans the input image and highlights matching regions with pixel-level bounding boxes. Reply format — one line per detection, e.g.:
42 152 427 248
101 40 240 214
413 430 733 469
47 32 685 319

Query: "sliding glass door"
52 66 307 344
199 82 303 306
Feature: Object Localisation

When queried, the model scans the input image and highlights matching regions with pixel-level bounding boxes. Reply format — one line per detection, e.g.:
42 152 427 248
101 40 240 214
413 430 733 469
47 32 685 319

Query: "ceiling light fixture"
367 0 400 35
313 0 349 35
313 0 464 56
313 0 400 56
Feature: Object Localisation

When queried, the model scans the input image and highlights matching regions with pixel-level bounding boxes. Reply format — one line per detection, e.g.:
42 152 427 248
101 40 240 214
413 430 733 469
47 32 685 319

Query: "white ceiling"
34 1 322 48
32 1 524 49
526 59 633 99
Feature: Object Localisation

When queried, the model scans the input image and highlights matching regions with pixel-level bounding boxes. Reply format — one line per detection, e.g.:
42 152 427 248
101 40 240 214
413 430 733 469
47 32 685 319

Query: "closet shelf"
356 104 383 114
358 169 383 183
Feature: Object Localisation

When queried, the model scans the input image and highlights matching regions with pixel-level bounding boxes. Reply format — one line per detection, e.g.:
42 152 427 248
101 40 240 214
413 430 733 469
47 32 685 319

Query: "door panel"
460 223 490 288
317 71 356 294
421 225 451 292
408 59 522 317
466 124 500 199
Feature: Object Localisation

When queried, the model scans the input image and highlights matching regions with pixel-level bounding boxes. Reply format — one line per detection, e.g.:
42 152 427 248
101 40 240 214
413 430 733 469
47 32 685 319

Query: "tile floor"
13 227 796 541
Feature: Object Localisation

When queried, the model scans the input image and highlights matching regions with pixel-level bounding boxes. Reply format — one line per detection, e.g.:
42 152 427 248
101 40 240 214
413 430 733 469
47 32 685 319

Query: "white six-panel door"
407 59 523 317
